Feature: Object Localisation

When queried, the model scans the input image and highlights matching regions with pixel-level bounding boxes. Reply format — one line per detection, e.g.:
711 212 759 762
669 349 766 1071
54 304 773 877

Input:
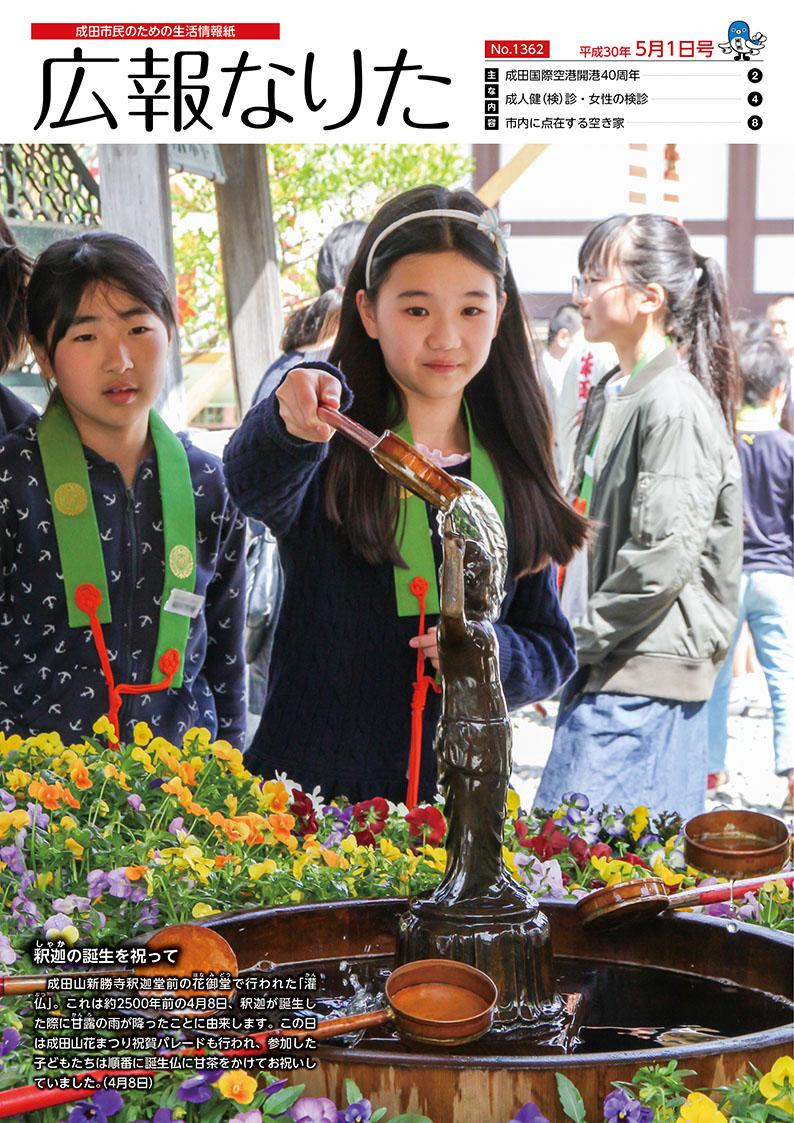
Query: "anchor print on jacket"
0 424 247 747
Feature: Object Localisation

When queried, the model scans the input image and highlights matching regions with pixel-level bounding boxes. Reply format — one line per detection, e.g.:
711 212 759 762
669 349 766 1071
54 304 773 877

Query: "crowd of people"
0 190 790 815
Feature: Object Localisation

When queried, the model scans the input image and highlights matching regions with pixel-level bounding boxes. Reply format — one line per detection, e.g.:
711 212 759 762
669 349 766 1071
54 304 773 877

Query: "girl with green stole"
223 186 589 803
0 233 246 747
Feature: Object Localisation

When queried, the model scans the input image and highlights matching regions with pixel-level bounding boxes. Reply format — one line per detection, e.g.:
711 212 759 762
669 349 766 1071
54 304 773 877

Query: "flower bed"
0 725 792 1122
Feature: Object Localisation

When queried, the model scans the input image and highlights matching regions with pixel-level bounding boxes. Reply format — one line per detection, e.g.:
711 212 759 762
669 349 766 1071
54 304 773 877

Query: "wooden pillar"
214 145 282 417
97 144 185 429
725 145 758 314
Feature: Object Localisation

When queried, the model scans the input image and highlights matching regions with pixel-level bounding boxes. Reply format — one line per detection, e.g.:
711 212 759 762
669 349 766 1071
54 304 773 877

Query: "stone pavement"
509 680 791 825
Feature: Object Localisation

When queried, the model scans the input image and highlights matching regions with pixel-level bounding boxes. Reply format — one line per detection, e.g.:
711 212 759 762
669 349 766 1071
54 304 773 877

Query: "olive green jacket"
569 345 742 701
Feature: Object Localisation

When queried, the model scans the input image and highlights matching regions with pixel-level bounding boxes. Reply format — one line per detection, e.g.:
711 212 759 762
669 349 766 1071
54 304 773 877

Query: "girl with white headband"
224 185 588 802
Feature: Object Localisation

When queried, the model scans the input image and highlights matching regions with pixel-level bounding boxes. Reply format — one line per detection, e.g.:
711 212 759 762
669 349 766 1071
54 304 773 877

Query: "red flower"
569 836 590 866
526 817 570 860
588 842 613 862
405 805 447 847
290 791 318 837
622 852 651 870
351 797 390 847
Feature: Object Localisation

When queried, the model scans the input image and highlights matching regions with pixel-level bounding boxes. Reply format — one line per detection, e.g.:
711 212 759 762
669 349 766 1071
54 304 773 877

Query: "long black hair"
578 213 741 431
326 185 589 576
0 215 32 372
26 232 176 363
281 221 367 352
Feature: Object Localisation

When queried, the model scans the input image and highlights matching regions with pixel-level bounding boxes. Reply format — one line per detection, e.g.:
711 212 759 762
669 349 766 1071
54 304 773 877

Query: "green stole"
392 400 505 616
37 397 197 688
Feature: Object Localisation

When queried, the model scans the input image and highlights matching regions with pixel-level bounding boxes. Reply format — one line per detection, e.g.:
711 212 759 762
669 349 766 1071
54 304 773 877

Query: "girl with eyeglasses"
535 212 743 821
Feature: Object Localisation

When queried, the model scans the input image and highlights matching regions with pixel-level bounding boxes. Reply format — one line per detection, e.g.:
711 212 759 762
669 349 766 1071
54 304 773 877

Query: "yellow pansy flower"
676 1091 727 1123
249 859 277 880
92 716 118 743
192 902 221 919
762 879 791 903
0 733 22 757
506 789 521 820
502 846 519 878
5 768 30 792
629 805 649 841
183 727 212 751
0 809 30 838
130 746 154 773
379 837 403 862
64 838 84 859
759 1056 793 1114
418 845 447 873
133 722 153 746
650 852 685 888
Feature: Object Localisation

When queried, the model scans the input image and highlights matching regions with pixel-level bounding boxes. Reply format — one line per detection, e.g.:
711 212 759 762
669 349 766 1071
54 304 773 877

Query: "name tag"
164 589 205 618
584 454 595 477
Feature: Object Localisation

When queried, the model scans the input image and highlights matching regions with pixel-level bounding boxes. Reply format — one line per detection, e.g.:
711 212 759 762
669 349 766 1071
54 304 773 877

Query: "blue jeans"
707 570 794 776
535 669 708 821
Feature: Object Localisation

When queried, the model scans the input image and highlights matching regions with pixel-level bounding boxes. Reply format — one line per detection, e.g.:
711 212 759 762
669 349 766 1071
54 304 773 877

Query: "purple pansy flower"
0 1027 21 1066
43 913 73 937
603 1088 654 1123
0 789 15 811
0 932 17 966
289 1097 339 1123
87 870 110 898
106 868 134 899
177 1069 225 1104
27 802 49 829
738 894 760 922
177 1076 214 1104
561 791 590 812
508 1105 550 1123
126 794 144 812
53 895 91 915
67 1088 124 1123
229 1111 262 1123
565 807 600 844
129 1109 174 1123
0 843 25 875
339 1100 372 1123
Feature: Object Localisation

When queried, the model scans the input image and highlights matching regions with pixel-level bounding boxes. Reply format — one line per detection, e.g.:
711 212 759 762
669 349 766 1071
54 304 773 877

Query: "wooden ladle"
0 922 238 998
317 405 464 511
576 871 794 931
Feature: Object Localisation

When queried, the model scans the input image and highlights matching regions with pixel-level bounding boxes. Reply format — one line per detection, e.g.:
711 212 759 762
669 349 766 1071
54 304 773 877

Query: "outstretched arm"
222 362 353 535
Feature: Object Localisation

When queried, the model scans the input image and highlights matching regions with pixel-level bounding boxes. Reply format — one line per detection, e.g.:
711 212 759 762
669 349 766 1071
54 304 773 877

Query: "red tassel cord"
406 575 441 809
74 584 180 746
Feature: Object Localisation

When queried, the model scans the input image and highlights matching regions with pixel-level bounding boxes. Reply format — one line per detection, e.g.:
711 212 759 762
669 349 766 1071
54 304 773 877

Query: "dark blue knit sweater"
223 364 577 804
0 421 247 748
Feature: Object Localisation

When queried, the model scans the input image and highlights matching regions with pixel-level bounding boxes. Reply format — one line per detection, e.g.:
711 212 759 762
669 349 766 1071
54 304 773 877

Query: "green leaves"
555 1072 588 1123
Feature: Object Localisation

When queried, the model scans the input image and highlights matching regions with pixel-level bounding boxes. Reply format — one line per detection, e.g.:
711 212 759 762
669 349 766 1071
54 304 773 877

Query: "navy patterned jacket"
0 420 247 748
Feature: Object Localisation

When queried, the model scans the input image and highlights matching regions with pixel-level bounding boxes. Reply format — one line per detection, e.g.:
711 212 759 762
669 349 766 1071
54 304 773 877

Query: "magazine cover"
1 2 792 1121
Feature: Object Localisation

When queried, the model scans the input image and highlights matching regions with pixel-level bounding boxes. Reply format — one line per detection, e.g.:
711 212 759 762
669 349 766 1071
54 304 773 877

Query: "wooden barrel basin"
201 898 793 1123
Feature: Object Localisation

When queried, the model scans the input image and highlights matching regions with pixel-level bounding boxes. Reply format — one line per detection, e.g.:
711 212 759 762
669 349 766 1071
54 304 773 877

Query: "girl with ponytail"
535 212 743 820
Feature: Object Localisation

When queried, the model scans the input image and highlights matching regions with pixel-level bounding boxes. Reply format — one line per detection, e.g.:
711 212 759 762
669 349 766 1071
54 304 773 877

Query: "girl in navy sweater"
0 233 246 747
224 186 588 802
